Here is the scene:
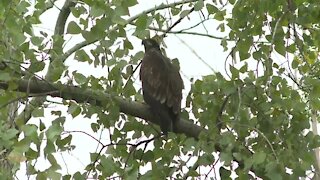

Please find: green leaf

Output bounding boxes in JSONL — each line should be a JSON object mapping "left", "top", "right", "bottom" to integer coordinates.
{"left": 125, "top": 165, "right": 138, "bottom": 180}
{"left": 214, "top": 10, "right": 225, "bottom": 21}
{"left": 180, "top": 10, "right": 190, "bottom": 18}
{"left": 67, "top": 21, "right": 81, "bottom": 34}
{"left": 291, "top": 57, "right": 300, "bottom": 69}
{"left": 286, "top": 43, "right": 296, "bottom": 53}
{"left": 143, "top": 150, "right": 154, "bottom": 162}
{"left": 36, "top": 172, "right": 47, "bottom": 180}
{"left": 0, "top": 72, "right": 11, "bottom": 81}
{"left": 25, "top": 148, "right": 39, "bottom": 160}
{"left": 123, "top": 0, "right": 138, "bottom": 7}
{"left": 56, "top": 135, "right": 72, "bottom": 148}
{"left": 63, "top": 175, "right": 71, "bottom": 180}
{"left": 124, "top": 39, "right": 133, "bottom": 50}
{"left": 135, "top": 14, "right": 149, "bottom": 29}
{"left": 73, "top": 72, "right": 87, "bottom": 85}
{"left": 182, "top": 138, "right": 195, "bottom": 152}
{"left": 217, "top": 23, "right": 225, "bottom": 32}
{"left": 123, "top": 79, "right": 136, "bottom": 96}
{"left": 252, "top": 151, "right": 266, "bottom": 165}
{"left": 13, "top": 32, "right": 27, "bottom": 45}
{"left": 244, "top": 158, "right": 253, "bottom": 171}
{"left": 133, "top": 29, "right": 150, "bottom": 39}
{"left": 311, "top": 135, "right": 320, "bottom": 149}
{"left": 46, "top": 123, "right": 63, "bottom": 141}
{"left": 16, "top": 1, "right": 30, "bottom": 14}
{"left": 8, "top": 150, "right": 27, "bottom": 163}
{"left": 32, "top": 108, "right": 44, "bottom": 117}
{"left": 252, "top": 51, "right": 262, "bottom": 60}
{"left": 274, "top": 40, "right": 286, "bottom": 56}
{"left": 73, "top": 172, "right": 86, "bottom": 180}
{"left": 91, "top": 123, "right": 100, "bottom": 132}
{"left": 232, "top": 152, "right": 242, "bottom": 161}
{"left": 29, "top": 61, "right": 45, "bottom": 73}
{"left": 114, "top": 6, "right": 129, "bottom": 16}
{"left": 39, "top": 120, "right": 46, "bottom": 131}
{"left": 229, "top": 65, "right": 239, "bottom": 79}
{"left": 71, "top": 6, "right": 84, "bottom": 18}
{"left": 14, "top": 138, "right": 30, "bottom": 154}
{"left": 48, "top": 153, "right": 61, "bottom": 170}
{"left": 3, "top": 129, "right": 19, "bottom": 141}
{"left": 171, "top": 7, "right": 180, "bottom": 16}
{"left": 239, "top": 52, "right": 250, "bottom": 60}
{"left": 198, "top": 154, "right": 215, "bottom": 166}
{"left": 220, "top": 38, "right": 228, "bottom": 51}
{"left": 239, "top": 62, "right": 248, "bottom": 73}
{"left": 75, "top": 49, "right": 91, "bottom": 63}
{"left": 310, "top": 81, "right": 320, "bottom": 99}
{"left": 194, "top": 0, "right": 204, "bottom": 11}
{"left": 30, "top": 36, "right": 43, "bottom": 46}
{"left": 44, "top": 140, "right": 56, "bottom": 157}
{"left": 21, "top": 124, "right": 38, "bottom": 137}
{"left": 219, "top": 167, "right": 231, "bottom": 179}
{"left": 100, "top": 156, "right": 116, "bottom": 176}
{"left": 206, "top": 4, "right": 218, "bottom": 14}
{"left": 90, "top": 6, "right": 104, "bottom": 17}
{"left": 220, "top": 152, "right": 233, "bottom": 166}
{"left": 67, "top": 102, "right": 81, "bottom": 118}
{"left": 47, "top": 170, "right": 61, "bottom": 180}
{"left": 112, "top": 15, "right": 127, "bottom": 26}
{"left": 48, "top": 60, "right": 66, "bottom": 82}
{"left": 266, "top": 162, "right": 282, "bottom": 180}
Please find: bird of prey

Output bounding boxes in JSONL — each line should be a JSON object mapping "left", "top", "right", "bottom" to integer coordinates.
{"left": 140, "top": 39, "right": 184, "bottom": 134}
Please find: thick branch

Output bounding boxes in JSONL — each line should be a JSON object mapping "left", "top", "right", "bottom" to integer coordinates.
{"left": 0, "top": 79, "right": 203, "bottom": 138}
{"left": 54, "top": 0, "right": 76, "bottom": 36}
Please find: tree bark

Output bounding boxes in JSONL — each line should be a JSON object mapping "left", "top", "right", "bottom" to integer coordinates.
{"left": 0, "top": 79, "right": 204, "bottom": 138}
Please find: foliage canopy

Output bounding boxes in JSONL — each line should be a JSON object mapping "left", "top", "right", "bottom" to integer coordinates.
{"left": 0, "top": 0, "right": 320, "bottom": 179}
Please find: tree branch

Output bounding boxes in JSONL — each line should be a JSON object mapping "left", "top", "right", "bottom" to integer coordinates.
{"left": 54, "top": 0, "right": 76, "bottom": 36}
{"left": 0, "top": 79, "right": 203, "bottom": 138}
{"left": 148, "top": 26, "right": 228, "bottom": 40}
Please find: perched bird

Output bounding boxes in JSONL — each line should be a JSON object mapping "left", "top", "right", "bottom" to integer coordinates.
{"left": 140, "top": 39, "right": 184, "bottom": 134}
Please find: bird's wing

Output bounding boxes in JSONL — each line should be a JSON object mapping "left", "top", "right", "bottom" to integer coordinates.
{"left": 140, "top": 49, "right": 183, "bottom": 114}
{"left": 166, "top": 68, "right": 184, "bottom": 114}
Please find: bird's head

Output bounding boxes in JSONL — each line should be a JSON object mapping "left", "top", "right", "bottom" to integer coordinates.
{"left": 142, "top": 39, "right": 160, "bottom": 51}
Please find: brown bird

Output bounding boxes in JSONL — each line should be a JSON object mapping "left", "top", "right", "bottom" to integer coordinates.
{"left": 140, "top": 39, "right": 184, "bottom": 134}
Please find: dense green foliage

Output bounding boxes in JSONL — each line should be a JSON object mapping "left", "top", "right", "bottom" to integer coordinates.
{"left": 0, "top": 0, "right": 319, "bottom": 179}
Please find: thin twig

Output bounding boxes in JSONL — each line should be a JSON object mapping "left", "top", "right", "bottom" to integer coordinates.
{"left": 149, "top": 27, "right": 227, "bottom": 40}
{"left": 63, "top": 130, "right": 105, "bottom": 146}
{"left": 176, "top": 36, "right": 215, "bottom": 73}
{"left": 162, "top": 7, "right": 195, "bottom": 37}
